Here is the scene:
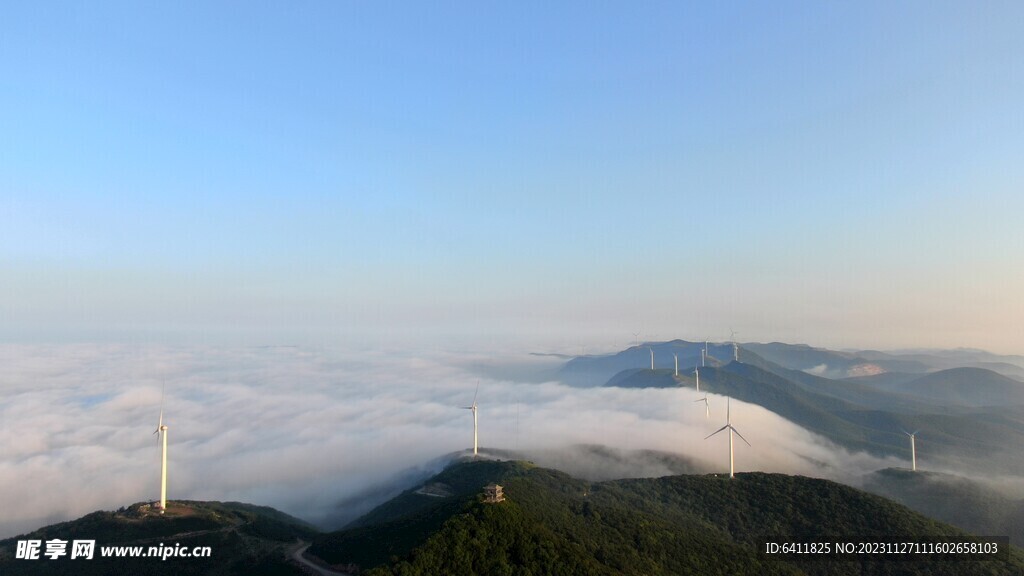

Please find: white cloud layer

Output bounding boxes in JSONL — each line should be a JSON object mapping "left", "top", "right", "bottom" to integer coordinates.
{"left": 0, "top": 342, "right": 906, "bottom": 538}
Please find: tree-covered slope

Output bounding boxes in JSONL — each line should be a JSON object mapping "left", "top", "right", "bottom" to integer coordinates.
{"left": 0, "top": 500, "right": 318, "bottom": 576}
{"left": 605, "top": 367, "right": 681, "bottom": 388}
{"left": 864, "top": 468, "right": 1024, "bottom": 547}
{"left": 313, "top": 459, "right": 1024, "bottom": 576}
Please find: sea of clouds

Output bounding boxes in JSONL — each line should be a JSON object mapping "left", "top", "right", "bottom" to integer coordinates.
{"left": 0, "top": 342, "right": 907, "bottom": 538}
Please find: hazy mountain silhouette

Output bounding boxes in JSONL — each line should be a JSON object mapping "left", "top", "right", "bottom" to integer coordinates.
{"left": 883, "top": 367, "right": 1024, "bottom": 407}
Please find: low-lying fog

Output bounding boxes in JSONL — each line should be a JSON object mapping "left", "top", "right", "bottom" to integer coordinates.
{"left": 0, "top": 342, "right": 917, "bottom": 538}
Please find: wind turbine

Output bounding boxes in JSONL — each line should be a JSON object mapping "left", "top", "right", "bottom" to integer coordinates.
{"left": 673, "top": 353, "right": 679, "bottom": 377}
{"left": 702, "top": 339, "right": 709, "bottom": 367}
{"left": 153, "top": 382, "right": 169, "bottom": 512}
{"left": 694, "top": 395, "right": 710, "bottom": 419}
{"left": 632, "top": 332, "right": 640, "bottom": 347}
{"left": 693, "top": 367, "right": 700, "bottom": 392}
{"left": 462, "top": 383, "right": 479, "bottom": 457}
{"left": 705, "top": 398, "right": 750, "bottom": 479}
{"left": 649, "top": 347, "right": 654, "bottom": 370}
{"left": 730, "top": 329, "right": 740, "bottom": 362}
{"left": 903, "top": 429, "right": 919, "bottom": 472}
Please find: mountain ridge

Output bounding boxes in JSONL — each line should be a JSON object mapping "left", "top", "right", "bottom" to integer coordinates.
{"left": 311, "top": 459, "right": 1024, "bottom": 576}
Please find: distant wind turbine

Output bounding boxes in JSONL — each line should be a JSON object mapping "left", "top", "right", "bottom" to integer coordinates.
{"left": 462, "top": 383, "right": 480, "bottom": 457}
{"left": 903, "top": 429, "right": 919, "bottom": 472}
{"left": 730, "top": 329, "right": 740, "bottom": 362}
{"left": 153, "top": 382, "right": 169, "bottom": 512}
{"left": 649, "top": 347, "right": 654, "bottom": 370}
{"left": 705, "top": 398, "right": 750, "bottom": 479}
{"left": 703, "top": 339, "right": 708, "bottom": 367}
{"left": 694, "top": 395, "right": 710, "bottom": 419}
{"left": 693, "top": 367, "right": 700, "bottom": 392}
{"left": 632, "top": 332, "right": 640, "bottom": 347}
{"left": 673, "top": 353, "right": 678, "bottom": 377}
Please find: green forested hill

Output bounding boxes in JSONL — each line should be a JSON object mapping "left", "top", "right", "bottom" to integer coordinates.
{"left": 864, "top": 468, "right": 1024, "bottom": 547}
{"left": 0, "top": 501, "right": 318, "bottom": 576}
{"left": 313, "top": 460, "right": 1024, "bottom": 576}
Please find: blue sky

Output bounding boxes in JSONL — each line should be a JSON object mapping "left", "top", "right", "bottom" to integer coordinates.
{"left": 2, "top": 2, "right": 1022, "bottom": 352}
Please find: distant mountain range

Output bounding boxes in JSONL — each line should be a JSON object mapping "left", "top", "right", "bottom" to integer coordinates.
{"left": 560, "top": 340, "right": 1024, "bottom": 387}
{"left": 309, "top": 458, "right": 1024, "bottom": 575}
{"left": 746, "top": 343, "right": 1024, "bottom": 380}
{"left": 560, "top": 340, "right": 1024, "bottom": 476}
{"left": 862, "top": 367, "right": 1024, "bottom": 407}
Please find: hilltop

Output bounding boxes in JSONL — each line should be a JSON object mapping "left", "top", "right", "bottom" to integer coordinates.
{"left": 310, "top": 459, "right": 1024, "bottom": 575}
{"left": 0, "top": 500, "right": 318, "bottom": 576}
{"left": 881, "top": 368, "right": 1024, "bottom": 407}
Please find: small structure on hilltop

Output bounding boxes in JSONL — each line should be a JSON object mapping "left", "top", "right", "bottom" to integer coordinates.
{"left": 483, "top": 483, "right": 505, "bottom": 503}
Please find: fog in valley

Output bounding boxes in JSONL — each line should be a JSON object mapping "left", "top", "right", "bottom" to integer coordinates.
{"left": 0, "top": 341, "right": 929, "bottom": 538}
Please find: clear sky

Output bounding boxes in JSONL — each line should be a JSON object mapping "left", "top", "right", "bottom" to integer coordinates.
{"left": 2, "top": 2, "right": 1022, "bottom": 353}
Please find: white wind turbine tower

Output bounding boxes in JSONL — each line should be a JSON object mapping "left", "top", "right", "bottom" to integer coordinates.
{"left": 649, "top": 347, "right": 655, "bottom": 370}
{"left": 694, "top": 395, "right": 710, "bottom": 419}
{"left": 673, "top": 353, "right": 679, "bottom": 377}
{"left": 693, "top": 367, "right": 701, "bottom": 392}
{"left": 730, "top": 329, "right": 740, "bottom": 362}
{"left": 462, "top": 383, "right": 480, "bottom": 457}
{"left": 153, "top": 382, "right": 169, "bottom": 512}
{"left": 903, "top": 429, "right": 919, "bottom": 472}
{"left": 702, "top": 339, "right": 709, "bottom": 367}
{"left": 632, "top": 332, "right": 641, "bottom": 347}
{"left": 705, "top": 398, "right": 750, "bottom": 479}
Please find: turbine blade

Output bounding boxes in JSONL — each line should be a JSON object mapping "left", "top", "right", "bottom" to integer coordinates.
{"left": 156, "top": 380, "right": 166, "bottom": 433}
{"left": 911, "top": 429, "right": 919, "bottom": 436}
{"left": 731, "top": 426, "right": 752, "bottom": 446}
{"left": 473, "top": 381, "right": 479, "bottom": 406}
{"left": 705, "top": 425, "right": 729, "bottom": 439}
